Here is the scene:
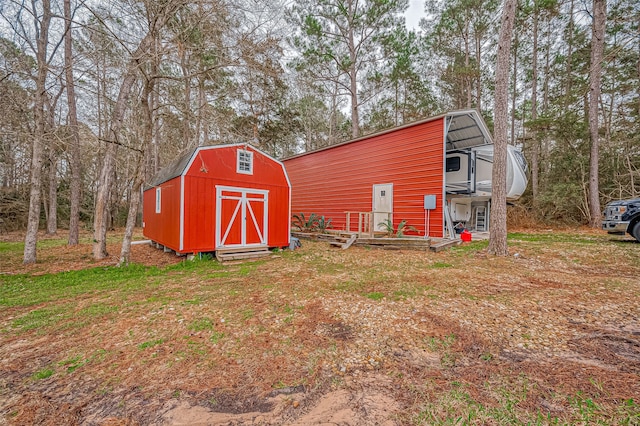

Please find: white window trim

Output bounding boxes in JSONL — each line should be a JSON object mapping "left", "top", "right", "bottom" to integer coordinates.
{"left": 155, "top": 187, "right": 161, "bottom": 213}
{"left": 237, "top": 149, "right": 254, "bottom": 175}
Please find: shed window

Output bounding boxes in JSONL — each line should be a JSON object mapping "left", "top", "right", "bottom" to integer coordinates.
{"left": 446, "top": 156, "right": 461, "bottom": 172}
{"left": 237, "top": 149, "right": 253, "bottom": 175}
{"left": 155, "top": 187, "right": 161, "bottom": 213}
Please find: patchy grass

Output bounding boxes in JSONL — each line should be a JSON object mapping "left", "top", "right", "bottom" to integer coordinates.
{"left": 450, "top": 240, "right": 488, "bottom": 255}
{"left": 59, "top": 355, "right": 88, "bottom": 373}
{"left": 507, "top": 231, "right": 604, "bottom": 244}
{"left": 10, "top": 305, "right": 68, "bottom": 332}
{"left": 0, "top": 264, "right": 165, "bottom": 307}
{"left": 138, "top": 339, "right": 165, "bottom": 351}
{"left": 31, "top": 368, "right": 54, "bottom": 380}
{"left": 429, "top": 261, "right": 453, "bottom": 269}
{"left": 0, "top": 228, "right": 639, "bottom": 425}
{"left": 364, "top": 292, "right": 385, "bottom": 301}
{"left": 410, "top": 379, "right": 640, "bottom": 425}
{"left": 188, "top": 318, "right": 215, "bottom": 332}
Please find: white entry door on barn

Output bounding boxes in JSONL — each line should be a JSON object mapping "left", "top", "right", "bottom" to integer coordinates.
{"left": 216, "top": 186, "right": 269, "bottom": 249}
{"left": 372, "top": 183, "right": 393, "bottom": 231}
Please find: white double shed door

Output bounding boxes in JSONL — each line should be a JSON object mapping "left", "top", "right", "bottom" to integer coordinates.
{"left": 215, "top": 185, "right": 268, "bottom": 249}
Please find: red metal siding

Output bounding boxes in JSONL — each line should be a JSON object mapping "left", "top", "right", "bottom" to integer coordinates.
{"left": 284, "top": 118, "right": 445, "bottom": 238}
{"left": 142, "top": 176, "right": 182, "bottom": 249}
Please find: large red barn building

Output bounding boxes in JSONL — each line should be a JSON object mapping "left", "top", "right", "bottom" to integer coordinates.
{"left": 143, "top": 144, "right": 291, "bottom": 254}
{"left": 283, "top": 110, "right": 499, "bottom": 239}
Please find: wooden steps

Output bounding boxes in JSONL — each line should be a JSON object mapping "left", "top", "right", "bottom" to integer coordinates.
{"left": 215, "top": 247, "right": 272, "bottom": 262}
{"left": 429, "top": 239, "right": 461, "bottom": 252}
{"left": 329, "top": 233, "right": 358, "bottom": 249}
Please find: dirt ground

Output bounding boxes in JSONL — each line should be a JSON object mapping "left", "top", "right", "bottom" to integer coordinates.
{"left": 0, "top": 228, "right": 639, "bottom": 425}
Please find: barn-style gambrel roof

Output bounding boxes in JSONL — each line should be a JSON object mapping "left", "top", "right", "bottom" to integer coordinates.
{"left": 147, "top": 148, "right": 197, "bottom": 188}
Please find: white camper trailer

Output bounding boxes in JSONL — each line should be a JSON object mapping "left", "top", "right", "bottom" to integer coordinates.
{"left": 443, "top": 112, "right": 529, "bottom": 235}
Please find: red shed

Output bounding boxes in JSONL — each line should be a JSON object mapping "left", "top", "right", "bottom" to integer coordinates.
{"left": 283, "top": 110, "right": 499, "bottom": 239}
{"left": 143, "top": 144, "right": 290, "bottom": 254}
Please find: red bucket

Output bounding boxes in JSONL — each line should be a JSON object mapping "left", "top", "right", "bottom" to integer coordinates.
{"left": 460, "top": 229, "right": 472, "bottom": 242}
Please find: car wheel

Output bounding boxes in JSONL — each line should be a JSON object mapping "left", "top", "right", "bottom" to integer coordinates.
{"left": 632, "top": 222, "right": 640, "bottom": 243}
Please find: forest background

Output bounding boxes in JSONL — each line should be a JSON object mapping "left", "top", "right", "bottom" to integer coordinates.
{"left": 0, "top": 0, "right": 638, "bottom": 262}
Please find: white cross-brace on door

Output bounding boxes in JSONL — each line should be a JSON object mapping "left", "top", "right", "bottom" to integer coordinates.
{"left": 215, "top": 185, "right": 269, "bottom": 248}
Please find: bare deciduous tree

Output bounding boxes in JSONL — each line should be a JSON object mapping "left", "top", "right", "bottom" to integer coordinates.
{"left": 65, "top": 0, "right": 82, "bottom": 246}
{"left": 530, "top": 4, "right": 539, "bottom": 203}
{"left": 93, "top": 1, "right": 183, "bottom": 260}
{"left": 588, "top": 0, "right": 606, "bottom": 227}
{"left": 23, "top": 0, "right": 52, "bottom": 264}
{"left": 119, "top": 43, "right": 158, "bottom": 266}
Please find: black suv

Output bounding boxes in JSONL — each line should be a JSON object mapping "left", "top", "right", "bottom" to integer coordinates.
{"left": 602, "top": 198, "right": 640, "bottom": 242}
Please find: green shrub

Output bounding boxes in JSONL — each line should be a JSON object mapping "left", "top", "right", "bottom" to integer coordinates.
{"left": 378, "top": 219, "right": 417, "bottom": 237}
{"left": 292, "top": 213, "right": 319, "bottom": 232}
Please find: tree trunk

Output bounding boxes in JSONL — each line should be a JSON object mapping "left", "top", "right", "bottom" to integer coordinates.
{"left": 564, "top": 0, "right": 575, "bottom": 107}
{"left": 120, "top": 43, "right": 158, "bottom": 266}
{"left": 65, "top": 0, "right": 82, "bottom": 245}
{"left": 196, "top": 75, "right": 205, "bottom": 145}
{"left": 541, "top": 18, "right": 551, "bottom": 185}
{"left": 347, "top": 0, "right": 360, "bottom": 138}
{"left": 627, "top": 155, "right": 636, "bottom": 197}
{"left": 119, "top": 86, "right": 152, "bottom": 266}
{"left": 530, "top": 8, "right": 540, "bottom": 203}
{"left": 118, "top": 177, "right": 143, "bottom": 265}
{"left": 23, "top": 0, "right": 52, "bottom": 264}
{"left": 464, "top": 21, "right": 471, "bottom": 109}
{"left": 637, "top": 16, "right": 640, "bottom": 118}
{"left": 44, "top": 87, "right": 63, "bottom": 236}
{"left": 488, "top": 0, "right": 517, "bottom": 257}
{"left": 394, "top": 81, "right": 399, "bottom": 126}
{"left": 93, "top": 124, "right": 123, "bottom": 258}
{"left": 349, "top": 65, "right": 360, "bottom": 138}
{"left": 149, "top": 36, "right": 161, "bottom": 181}
{"left": 329, "top": 81, "right": 340, "bottom": 145}
{"left": 151, "top": 85, "right": 160, "bottom": 178}
{"left": 511, "top": 30, "right": 518, "bottom": 144}
{"left": 588, "top": 0, "right": 606, "bottom": 228}
{"left": 180, "top": 46, "right": 192, "bottom": 148}
{"left": 42, "top": 187, "right": 49, "bottom": 227}
{"left": 475, "top": 30, "right": 482, "bottom": 112}
{"left": 46, "top": 150, "right": 57, "bottom": 235}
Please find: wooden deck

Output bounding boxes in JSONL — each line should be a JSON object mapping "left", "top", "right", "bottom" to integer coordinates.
{"left": 292, "top": 231, "right": 433, "bottom": 251}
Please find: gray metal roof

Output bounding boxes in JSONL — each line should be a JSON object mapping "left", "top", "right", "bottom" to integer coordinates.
{"left": 147, "top": 148, "right": 197, "bottom": 188}
{"left": 445, "top": 110, "right": 493, "bottom": 150}
{"left": 283, "top": 109, "right": 493, "bottom": 161}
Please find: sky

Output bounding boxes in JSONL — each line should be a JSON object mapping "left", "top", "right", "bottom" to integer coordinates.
{"left": 405, "top": 0, "right": 425, "bottom": 31}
